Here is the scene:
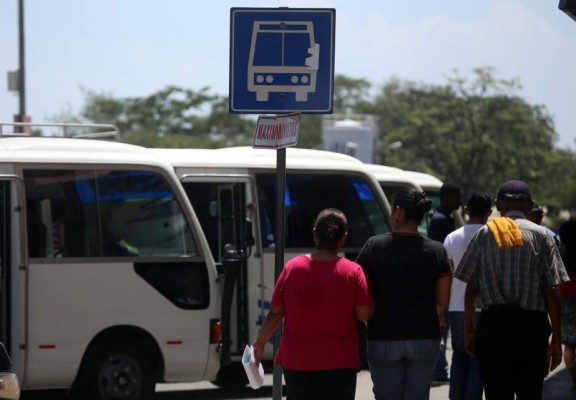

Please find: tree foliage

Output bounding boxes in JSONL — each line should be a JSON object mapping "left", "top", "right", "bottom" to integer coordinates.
{"left": 79, "top": 86, "right": 254, "bottom": 147}
{"left": 296, "top": 75, "right": 373, "bottom": 149}
{"left": 53, "top": 68, "right": 576, "bottom": 211}
{"left": 333, "top": 75, "right": 373, "bottom": 114}
{"left": 369, "top": 67, "right": 570, "bottom": 208}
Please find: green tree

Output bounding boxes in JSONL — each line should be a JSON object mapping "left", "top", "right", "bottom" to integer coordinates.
{"left": 50, "top": 71, "right": 576, "bottom": 212}
{"left": 371, "top": 67, "right": 568, "bottom": 206}
{"left": 297, "top": 114, "right": 322, "bottom": 149}
{"left": 297, "top": 74, "right": 374, "bottom": 149}
{"left": 333, "top": 75, "right": 373, "bottom": 114}
{"left": 79, "top": 86, "right": 255, "bottom": 147}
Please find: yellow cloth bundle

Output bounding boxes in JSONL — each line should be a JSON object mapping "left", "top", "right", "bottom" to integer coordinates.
{"left": 487, "top": 217, "right": 524, "bottom": 249}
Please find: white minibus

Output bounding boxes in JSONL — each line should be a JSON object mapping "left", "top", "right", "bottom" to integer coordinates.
{"left": 0, "top": 124, "right": 225, "bottom": 400}
{"left": 367, "top": 164, "right": 464, "bottom": 234}
{"left": 403, "top": 169, "right": 465, "bottom": 228}
{"left": 152, "top": 146, "right": 392, "bottom": 386}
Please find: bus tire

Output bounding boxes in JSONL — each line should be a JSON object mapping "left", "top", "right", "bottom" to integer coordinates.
{"left": 73, "top": 339, "right": 155, "bottom": 400}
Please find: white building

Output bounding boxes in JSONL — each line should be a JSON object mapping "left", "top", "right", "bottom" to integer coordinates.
{"left": 322, "top": 114, "right": 377, "bottom": 163}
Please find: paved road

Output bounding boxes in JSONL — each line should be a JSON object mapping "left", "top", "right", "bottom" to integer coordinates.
{"left": 151, "top": 366, "right": 576, "bottom": 400}
{"left": 19, "top": 342, "right": 576, "bottom": 400}
{"left": 19, "top": 367, "right": 575, "bottom": 400}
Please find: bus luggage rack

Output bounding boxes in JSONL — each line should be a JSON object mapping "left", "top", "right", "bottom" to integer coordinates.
{"left": 0, "top": 122, "right": 120, "bottom": 140}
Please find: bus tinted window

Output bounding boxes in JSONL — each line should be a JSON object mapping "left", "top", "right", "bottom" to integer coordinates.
{"left": 25, "top": 169, "right": 197, "bottom": 258}
{"left": 379, "top": 182, "right": 430, "bottom": 235}
{"left": 256, "top": 173, "right": 389, "bottom": 249}
{"left": 135, "top": 262, "right": 209, "bottom": 309}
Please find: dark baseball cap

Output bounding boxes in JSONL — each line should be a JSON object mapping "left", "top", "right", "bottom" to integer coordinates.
{"left": 497, "top": 180, "right": 532, "bottom": 201}
{"left": 531, "top": 203, "right": 544, "bottom": 213}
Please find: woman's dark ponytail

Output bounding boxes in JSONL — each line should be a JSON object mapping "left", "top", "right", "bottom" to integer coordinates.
{"left": 393, "top": 189, "right": 433, "bottom": 223}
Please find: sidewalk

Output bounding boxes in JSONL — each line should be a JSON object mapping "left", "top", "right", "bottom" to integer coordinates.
{"left": 543, "top": 366, "right": 576, "bottom": 400}
{"left": 353, "top": 365, "right": 576, "bottom": 399}
{"left": 352, "top": 344, "right": 576, "bottom": 400}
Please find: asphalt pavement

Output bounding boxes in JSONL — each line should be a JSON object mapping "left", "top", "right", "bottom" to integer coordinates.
{"left": 151, "top": 361, "right": 576, "bottom": 400}
{"left": 19, "top": 350, "right": 576, "bottom": 399}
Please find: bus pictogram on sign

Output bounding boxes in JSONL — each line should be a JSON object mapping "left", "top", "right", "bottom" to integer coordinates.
{"left": 248, "top": 21, "right": 319, "bottom": 102}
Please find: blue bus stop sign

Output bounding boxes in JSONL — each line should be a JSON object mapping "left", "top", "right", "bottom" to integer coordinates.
{"left": 229, "top": 8, "right": 336, "bottom": 114}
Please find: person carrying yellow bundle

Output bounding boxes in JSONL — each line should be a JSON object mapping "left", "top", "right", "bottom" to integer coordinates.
{"left": 487, "top": 216, "right": 523, "bottom": 249}
{"left": 455, "top": 180, "right": 569, "bottom": 400}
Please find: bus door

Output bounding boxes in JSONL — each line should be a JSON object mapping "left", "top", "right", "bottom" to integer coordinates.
{"left": 180, "top": 175, "right": 259, "bottom": 361}
{"left": 0, "top": 181, "right": 10, "bottom": 347}
{"left": 0, "top": 177, "right": 26, "bottom": 380}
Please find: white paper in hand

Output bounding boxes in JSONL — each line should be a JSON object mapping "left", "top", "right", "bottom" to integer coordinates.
{"left": 242, "top": 345, "right": 264, "bottom": 389}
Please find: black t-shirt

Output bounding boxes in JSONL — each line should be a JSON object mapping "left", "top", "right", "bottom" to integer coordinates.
{"left": 356, "top": 232, "right": 451, "bottom": 341}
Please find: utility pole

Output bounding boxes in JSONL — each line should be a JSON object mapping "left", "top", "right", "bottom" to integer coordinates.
{"left": 17, "top": 0, "right": 26, "bottom": 124}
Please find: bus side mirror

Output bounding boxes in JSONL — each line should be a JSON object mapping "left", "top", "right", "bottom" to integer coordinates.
{"left": 0, "top": 343, "right": 20, "bottom": 400}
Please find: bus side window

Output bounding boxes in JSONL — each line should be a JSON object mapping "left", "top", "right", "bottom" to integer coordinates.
{"left": 25, "top": 170, "right": 95, "bottom": 258}
{"left": 25, "top": 169, "right": 198, "bottom": 258}
{"left": 255, "top": 176, "right": 276, "bottom": 248}
{"left": 95, "top": 170, "right": 197, "bottom": 258}
{"left": 183, "top": 182, "right": 220, "bottom": 261}
{"left": 26, "top": 199, "right": 47, "bottom": 258}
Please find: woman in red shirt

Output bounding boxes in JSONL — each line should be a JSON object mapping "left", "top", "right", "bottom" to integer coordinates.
{"left": 252, "top": 208, "right": 374, "bottom": 400}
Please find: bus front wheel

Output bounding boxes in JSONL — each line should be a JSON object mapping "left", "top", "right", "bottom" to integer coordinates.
{"left": 72, "top": 339, "right": 155, "bottom": 400}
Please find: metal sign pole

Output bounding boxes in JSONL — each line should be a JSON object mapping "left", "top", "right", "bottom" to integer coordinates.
{"left": 272, "top": 146, "right": 286, "bottom": 400}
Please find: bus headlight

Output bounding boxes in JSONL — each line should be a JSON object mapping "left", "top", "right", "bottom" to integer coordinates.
{"left": 0, "top": 371, "right": 20, "bottom": 400}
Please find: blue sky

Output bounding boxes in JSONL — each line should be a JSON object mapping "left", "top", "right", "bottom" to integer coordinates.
{"left": 1, "top": 0, "right": 575, "bottom": 149}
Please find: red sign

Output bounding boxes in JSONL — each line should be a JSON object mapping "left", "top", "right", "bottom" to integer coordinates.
{"left": 252, "top": 113, "right": 301, "bottom": 149}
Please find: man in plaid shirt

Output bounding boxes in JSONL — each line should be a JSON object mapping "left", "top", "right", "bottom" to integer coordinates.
{"left": 455, "top": 180, "right": 569, "bottom": 399}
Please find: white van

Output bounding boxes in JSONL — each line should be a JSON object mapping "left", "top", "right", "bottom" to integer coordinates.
{"left": 0, "top": 124, "right": 224, "bottom": 400}
{"left": 152, "top": 146, "right": 392, "bottom": 384}
{"left": 403, "top": 169, "right": 465, "bottom": 229}
{"left": 366, "top": 164, "right": 464, "bottom": 234}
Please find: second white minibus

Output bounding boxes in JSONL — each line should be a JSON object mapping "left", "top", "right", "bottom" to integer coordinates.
{"left": 367, "top": 164, "right": 465, "bottom": 234}
{"left": 153, "top": 146, "right": 392, "bottom": 386}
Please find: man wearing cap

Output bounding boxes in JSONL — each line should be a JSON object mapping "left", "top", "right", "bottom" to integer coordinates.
{"left": 454, "top": 180, "right": 569, "bottom": 399}
{"left": 528, "top": 203, "right": 561, "bottom": 248}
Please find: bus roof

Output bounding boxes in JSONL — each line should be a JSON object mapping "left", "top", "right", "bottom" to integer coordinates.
{"left": 152, "top": 147, "right": 369, "bottom": 172}
{"left": 0, "top": 137, "right": 168, "bottom": 168}
{"left": 401, "top": 170, "right": 443, "bottom": 192}
{"left": 365, "top": 164, "right": 423, "bottom": 189}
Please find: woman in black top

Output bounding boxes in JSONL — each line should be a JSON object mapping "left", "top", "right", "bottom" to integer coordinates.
{"left": 356, "top": 189, "right": 452, "bottom": 400}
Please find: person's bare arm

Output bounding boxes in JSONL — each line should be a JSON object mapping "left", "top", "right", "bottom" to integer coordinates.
{"left": 436, "top": 275, "right": 451, "bottom": 329}
{"left": 355, "top": 305, "right": 375, "bottom": 322}
{"left": 252, "top": 305, "right": 284, "bottom": 365}
{"left": 464, "top": 284, "right": 479, "bottom": 356}
{"left": 436, "top": 275, "right": 452, "bottom": 310}
{"left": 544, "top": 285, "right": 562, "bottom": 373}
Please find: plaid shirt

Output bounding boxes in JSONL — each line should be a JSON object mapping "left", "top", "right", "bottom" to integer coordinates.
{"left": 455, "top": 211, "right": 569, "bottom": 311}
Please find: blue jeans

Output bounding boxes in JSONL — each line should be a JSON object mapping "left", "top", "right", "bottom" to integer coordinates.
{"left": 449, "top": 311, "right": 483, "bottom": 400}
{"left": 367, "top": 339, "right": 440, "bottom": 400}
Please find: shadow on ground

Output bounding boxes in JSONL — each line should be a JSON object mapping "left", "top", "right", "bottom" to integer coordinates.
{"left": 19, "top": 385, "right": 286, "bottom": 400}
{"left": 544, "top": 368, "right": 576, "bottom": 400}
{"left": 19, "top": 369, "right": 576, "bottom": 400}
